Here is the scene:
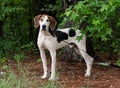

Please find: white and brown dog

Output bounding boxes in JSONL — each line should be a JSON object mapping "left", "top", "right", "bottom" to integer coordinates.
{"left": 34, "top": 14, "right": 94, "bottom": 80}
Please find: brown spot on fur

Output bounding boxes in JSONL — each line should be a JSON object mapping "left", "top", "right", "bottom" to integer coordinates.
{"left": 48, "top": 16, "right": 57, "bottom": 31}
{"left": 34, "top": 14, "right": 42, "bottom": 29}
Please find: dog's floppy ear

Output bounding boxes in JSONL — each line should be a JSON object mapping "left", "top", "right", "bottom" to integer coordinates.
{"left": 34, "top": 14, "right": 42, "bottom": 29}
{"left": 49, "top": 16, "right": 57, "bottom": 31}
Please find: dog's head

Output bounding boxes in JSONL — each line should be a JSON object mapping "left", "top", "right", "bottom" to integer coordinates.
{"left": 34, "top": 14, "right": 57, "bottom": 32}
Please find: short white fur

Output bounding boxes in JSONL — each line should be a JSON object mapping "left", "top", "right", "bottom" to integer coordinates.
{"left": 34, "top": 14, "right": 94, "bottom": 80}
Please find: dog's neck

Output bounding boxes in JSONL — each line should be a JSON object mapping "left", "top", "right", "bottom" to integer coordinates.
{"left": 39, "top": 28, "right": 53, "bottom": 36}
{"left": 48, "top": 28, "right": 56, "bottom": 37}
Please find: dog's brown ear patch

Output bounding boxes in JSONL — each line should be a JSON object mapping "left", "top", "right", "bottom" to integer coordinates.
{"left": 34, "top": 14, "right": 42, "bottom": 29}
{"left": 49, "top": 16, "right": 57, "bottom": 31}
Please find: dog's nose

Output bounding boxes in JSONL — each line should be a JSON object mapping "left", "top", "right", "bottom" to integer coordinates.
{"left": 42, "top": 25, "right": 46, "bottom": 30}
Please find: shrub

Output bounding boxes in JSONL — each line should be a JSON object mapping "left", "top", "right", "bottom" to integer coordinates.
{"left": 60, "top": 0, "right": 120, "bottom": 53}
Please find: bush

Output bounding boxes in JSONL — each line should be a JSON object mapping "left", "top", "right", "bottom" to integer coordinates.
{"left": 0, "top": 0, "right": 35, "bottom": 60}
{"left": 60, "top": 0, "right": 120, "bottom": 53}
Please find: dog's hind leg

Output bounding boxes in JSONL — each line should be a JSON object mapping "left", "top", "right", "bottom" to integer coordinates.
{"left": 80, "top": 50, "right": 94, "bottom": 77}
{"left": 75, "top": 35, "right": 94, "bottom": 77}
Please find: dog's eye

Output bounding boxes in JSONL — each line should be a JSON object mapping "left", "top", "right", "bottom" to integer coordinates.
{"left": 46, "top": 19, "right": 49, "bottom": 22}
{"left": 40, "top": 19, "right": 43, "bottom": 21}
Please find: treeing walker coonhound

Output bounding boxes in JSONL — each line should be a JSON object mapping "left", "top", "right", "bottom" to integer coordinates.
{"left": 34, "top": 14, "right": 94, "bottom": 80}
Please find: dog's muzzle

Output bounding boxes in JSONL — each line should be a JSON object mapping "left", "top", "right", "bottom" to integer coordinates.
{"left": 42, "top": 25, "right": 46, "bottom": 30}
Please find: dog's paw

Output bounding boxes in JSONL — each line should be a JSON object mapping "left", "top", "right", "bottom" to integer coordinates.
{"left": 49, "top": 77, "right": 55, "bottom": 81}
{"left": 85, "top": 73, "right": 90, "bottom": 77}
{"left": 41, "top": 75, "right": 47, "bottom": 79}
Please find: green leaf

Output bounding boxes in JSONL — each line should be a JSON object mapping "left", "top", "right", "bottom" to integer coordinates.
{"left": 106, "top": 28, "right": 112, "bottom": 35}
{"left": 76, "top": 35, "right": 83, "bottom": 42}
{"left": 100, "top": 4, "right": 109, "bottom": 12}
{"left": 92, "top": 20, "right": 100, "bottom": 26}
{"left": 70, "top": 13, "right": 79, "bottom": 21}
{"left": 116, "top": 59, "right": 120, "bottom": 66}
{"left": 13, "top": 53, "right": 25, "bottom": 62}
{"left": 65, "top": 10, "right": 72, "bottom": 17}
{"left": 37, "top": 58, "right": 42, "bottom": 63}
{"left": 109, "top": 1, "right": 113, "bottom": 6}
{"left": 101, "top": 35, "right": 108, "bottom": 41}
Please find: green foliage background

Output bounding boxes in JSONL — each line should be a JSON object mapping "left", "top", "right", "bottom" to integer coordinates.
{"left": 60, "top": 0, "right": 120, "bottom": 53}
{"left": 0, "top": 0, "right": 120, "bottom": 61}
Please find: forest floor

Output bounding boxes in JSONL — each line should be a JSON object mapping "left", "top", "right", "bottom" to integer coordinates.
{"left": 1, "top": 51, "right": 120, "bottom": 88}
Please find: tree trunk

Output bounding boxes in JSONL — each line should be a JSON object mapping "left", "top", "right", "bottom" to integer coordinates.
{"left": 62, "top": 0, "right": 82, "bottom": 62}
{"left": 0, "top": 21, "right": 3, "bottom": 38}
{"left": 28, "top": 0, "right": 34, "bottom": 41}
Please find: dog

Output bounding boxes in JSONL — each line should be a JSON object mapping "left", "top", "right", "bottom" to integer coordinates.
{"left": 34, "top": 14, "right": 94, "bottom": 80}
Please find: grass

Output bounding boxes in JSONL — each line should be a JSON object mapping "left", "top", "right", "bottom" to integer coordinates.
{"left": 0, "top": 63, "right": 65, "bottom": 88}
{"left": 0, "top": 70, "right": 27, "bottom": 88}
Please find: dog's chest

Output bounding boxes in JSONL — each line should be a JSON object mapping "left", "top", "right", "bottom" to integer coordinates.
{"left": 38, "top": 35, "right": 56, "bottom": 49}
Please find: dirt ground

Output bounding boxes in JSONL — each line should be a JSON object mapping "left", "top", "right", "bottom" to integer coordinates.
{"left": 6, "top": 52, "right": 120, "bottom": 88}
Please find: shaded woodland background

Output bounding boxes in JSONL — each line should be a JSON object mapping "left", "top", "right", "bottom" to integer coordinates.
{"left": 0, "top": 0, "right": 120, "bottom": 65}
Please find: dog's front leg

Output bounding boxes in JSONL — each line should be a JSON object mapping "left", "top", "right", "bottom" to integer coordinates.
{"left": 40, "top": 48, "right": 48, "bottom": 79}
{"left": 49, "top": 50, "right": 56, "bottom": 80}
